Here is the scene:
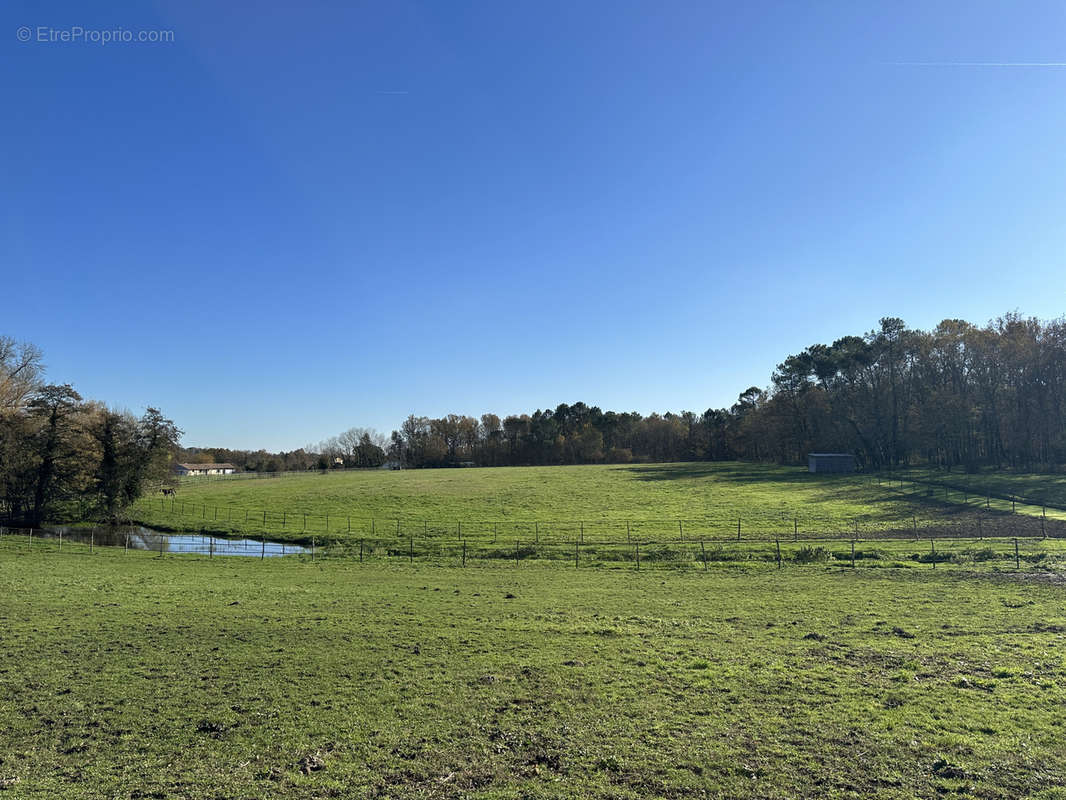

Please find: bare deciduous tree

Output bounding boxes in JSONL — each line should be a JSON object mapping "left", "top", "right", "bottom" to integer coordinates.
{"left": 0, "top": 336, "right": 43, "bottom": 412}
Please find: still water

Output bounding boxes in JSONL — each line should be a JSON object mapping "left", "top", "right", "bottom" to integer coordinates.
{"left": 37, "top": 525, "right": 308, "bottom": 557}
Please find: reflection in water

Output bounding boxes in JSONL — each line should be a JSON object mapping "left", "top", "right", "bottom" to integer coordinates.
{"left": 38, "top": 526, "right": 306, "bottom": 557}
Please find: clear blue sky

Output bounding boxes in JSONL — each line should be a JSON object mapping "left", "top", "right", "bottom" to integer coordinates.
{"left": 4, "top": 1, "right": 1066, "bottom": 450}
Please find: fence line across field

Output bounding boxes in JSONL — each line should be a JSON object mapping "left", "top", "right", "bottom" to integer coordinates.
{"left": 129, "top": 494, "right": 1063, "bottom": 543}
{"left": 0, "top": 526, "right": 310, "bottom": 559}
{"left": 873, "top": 472, "right": 1066, "bottom": 517}
{"left": 1, "top": 524, "right": 1061, "bottom": 574}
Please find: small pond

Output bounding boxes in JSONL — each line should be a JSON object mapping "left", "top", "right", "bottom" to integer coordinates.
{"left": 37, "top": 526, "right": 308, "bottom": 557}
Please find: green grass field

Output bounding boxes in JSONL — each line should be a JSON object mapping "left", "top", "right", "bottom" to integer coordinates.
{"left": 128, "top": 462, "right": 1061, "bottom": 545}
{"left": 3, "top": 544, "right": 1066, "bottom": 799}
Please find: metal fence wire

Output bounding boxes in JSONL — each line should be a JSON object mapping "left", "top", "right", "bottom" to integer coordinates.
{"left": 127, "top": 491, "right": 1066, "bottom": 544}
{"left": 1, "top": 524, "right": 1063, "bottom": 572}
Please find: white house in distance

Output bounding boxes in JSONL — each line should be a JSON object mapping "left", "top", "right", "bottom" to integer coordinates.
{"left": 175, "top": 462, "right": 238, "bottom": 476}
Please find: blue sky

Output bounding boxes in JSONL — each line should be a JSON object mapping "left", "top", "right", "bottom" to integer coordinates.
{"left": 4, "top": 1, "right": 1066, "bottom": 450}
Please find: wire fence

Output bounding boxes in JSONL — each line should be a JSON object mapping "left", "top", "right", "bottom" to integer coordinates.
{"left": 151, "top": 471, "right": 1066, "bottom": 543}
{"left": 3, "top": 523, "right": 1066, "bottom": 573}
{"left": 0, "top": 526, "right": 307, "bottom": 557}
{"left": 873, "top": 471, "right": 1066, "bottom": 516}
{"left": 129, "top": 491, "right": 1065, "bottom": 544}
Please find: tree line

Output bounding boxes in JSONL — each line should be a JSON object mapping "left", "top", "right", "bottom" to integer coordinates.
{"left": 0, "top": 337, "right": 181, "bottom": 526}
{"left": 163, "top": 311, "right": 1066, "bottom": 475}
{"left": 383, "top": 313, "right": 1066, "bottom": 471}
{"left": 178, "top": 428, "right": 389, "bottom": 473}
{"left": 752, "top": 314, "right": 1066, "bottom": 470}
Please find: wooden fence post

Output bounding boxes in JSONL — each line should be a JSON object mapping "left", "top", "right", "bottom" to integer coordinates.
{"left": 574, "top": 541, "right": 579, "bottom": 567}
{"left": 851, "top": 539, "right": 856, "bottom": 568}
{"left": 700, "top": 539, "right": 706, "bottom": 570}
{"left": 635, "top": 542, "right": 640, "bottom": 570}
{"left": 776, "top": 539, "right": 781, "bottom": 569}
{"left": 1014, "top": 537, "right": 1020, "bottom": 570}
{"left": 462, "top": 540, "right": 466, "bottom": 567}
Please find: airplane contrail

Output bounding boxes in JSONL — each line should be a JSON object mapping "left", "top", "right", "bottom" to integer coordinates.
{"left": 891, "top": 61, "right": 1066, "bottom": 67}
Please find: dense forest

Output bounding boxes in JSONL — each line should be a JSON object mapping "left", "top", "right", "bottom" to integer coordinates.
{"left": 750, "top": 313, "right": 1066, "bottom": 470}
{"left": 0, "top": 337, "right": 181, "bottom": 525}
{"left": 193, "top": 313, "right": 1066, "bottom": 474}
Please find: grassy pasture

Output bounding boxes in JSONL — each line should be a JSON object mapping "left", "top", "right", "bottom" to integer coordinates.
{"left": 3, "top": 544, "right": 1066, "bottom": 798}
{"left": 127, "top": 462, "right": 1055, "bottom": 545}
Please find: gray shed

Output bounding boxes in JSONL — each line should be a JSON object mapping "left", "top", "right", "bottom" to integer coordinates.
{"left": 807, "top": 453, "right": 856, "bottom": 473}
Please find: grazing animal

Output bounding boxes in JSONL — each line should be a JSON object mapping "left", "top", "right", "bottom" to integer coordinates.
{"left": 161, "top": 488, "right": 176, "bottom": 497}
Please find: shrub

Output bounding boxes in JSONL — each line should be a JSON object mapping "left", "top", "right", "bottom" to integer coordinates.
{"left": 794, "top": 546, "right": 832, "bottom": 564}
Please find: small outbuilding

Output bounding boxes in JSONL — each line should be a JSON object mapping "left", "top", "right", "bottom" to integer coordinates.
{"left": 807, "top": 453, "right": 856, "bottom": 474}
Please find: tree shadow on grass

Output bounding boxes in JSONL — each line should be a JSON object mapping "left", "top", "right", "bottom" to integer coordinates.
{"left": 623, "top": 462, "right": 819, "bottom": 485}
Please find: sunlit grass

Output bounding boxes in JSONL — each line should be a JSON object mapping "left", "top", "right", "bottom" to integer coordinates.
{"left": 3, "top": 545, "right": 1066, "bottom": 798}
{"left": 127, "top": 462, "right": 1052, "bottom": 544}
